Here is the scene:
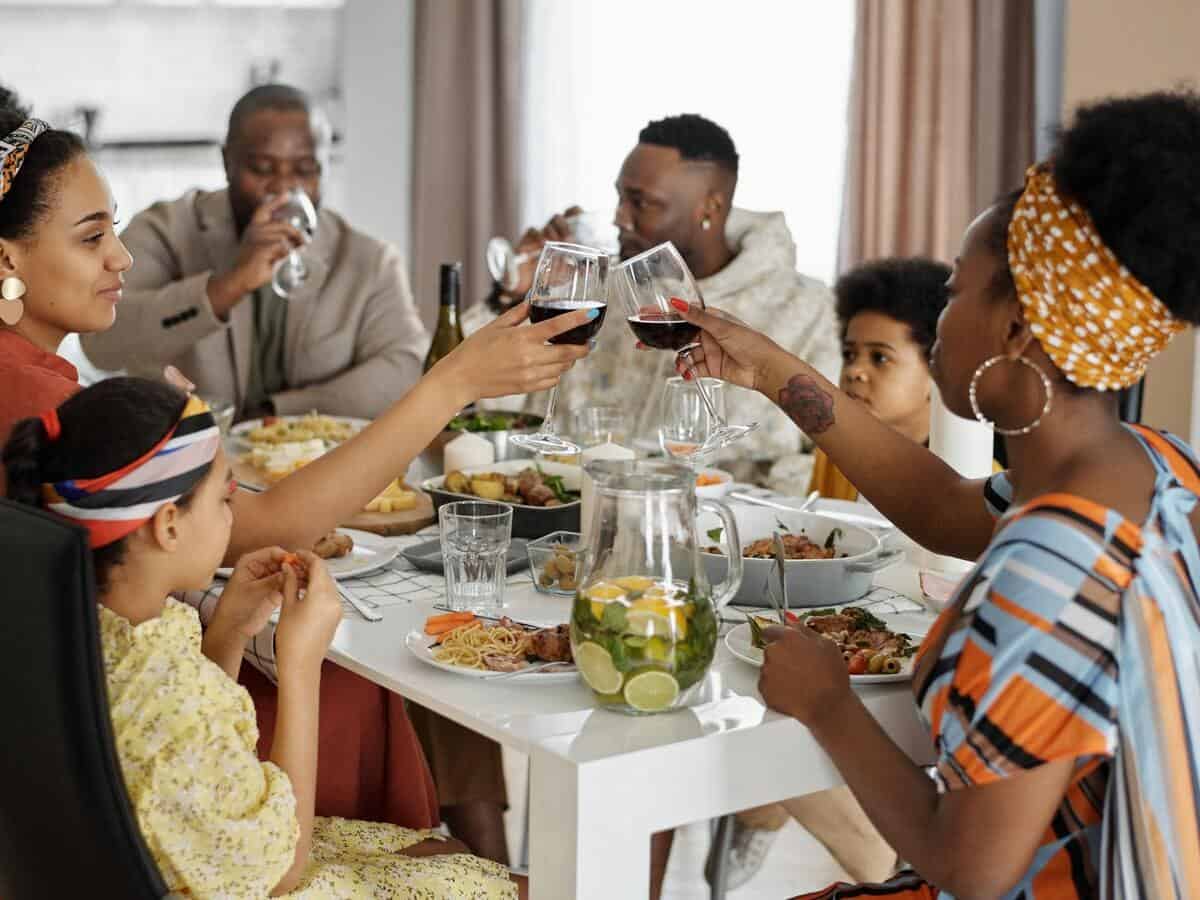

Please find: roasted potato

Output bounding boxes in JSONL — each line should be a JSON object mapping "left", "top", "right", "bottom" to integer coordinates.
{"left": 470, "top": 478, "right": 506, "bottom": 500}
{"left": 444, "top": 471, "right": 470, "bottom": 494}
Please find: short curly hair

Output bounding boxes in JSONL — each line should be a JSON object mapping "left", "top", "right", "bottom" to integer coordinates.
{"left": 639, "top": 114, "right": 739, "bottom": 176}
{"left": 985, "top": 89, "right": 1200, "bottom": 324}
{"left": 834, "top": 258, "right": 951, "bottom": 361}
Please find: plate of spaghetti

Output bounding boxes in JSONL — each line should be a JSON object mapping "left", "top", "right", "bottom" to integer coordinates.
{"left": 406, "top": 613, "right": 578, "bottom": 683}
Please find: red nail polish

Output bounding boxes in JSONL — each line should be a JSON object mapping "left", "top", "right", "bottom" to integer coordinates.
{"left": 669, "top": 297, "right": 689, "bottom": 312}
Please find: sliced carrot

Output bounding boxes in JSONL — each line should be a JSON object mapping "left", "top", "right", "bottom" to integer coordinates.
{"left": 424, "top": 619, "right": 475, "bottom": 638}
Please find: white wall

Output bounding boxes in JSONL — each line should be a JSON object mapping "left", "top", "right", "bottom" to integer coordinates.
{"left": 1, "top": 4, "right": 342, "bottom": 141}
{"left": 340, "top": 0, "right": 415, "bottom": 261}
{"left": 1062, "top": 0, "right": 1200, "bottom": 445}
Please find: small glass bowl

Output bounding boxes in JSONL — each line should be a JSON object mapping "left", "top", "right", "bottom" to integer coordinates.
{"left": 527, "top": 531, "right": 584, "bottom": 595}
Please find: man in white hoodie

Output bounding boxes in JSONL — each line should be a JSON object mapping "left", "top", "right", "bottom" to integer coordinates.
{"left": 465, "top": 114, "right": 840, "bottom": 493}
{"left": 469, "top": 116, "right": 889, "bottom": 896}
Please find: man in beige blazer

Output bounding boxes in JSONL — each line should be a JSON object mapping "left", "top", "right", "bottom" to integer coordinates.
{"left": 81, "top": 84, "right": 428, "bottom": 420}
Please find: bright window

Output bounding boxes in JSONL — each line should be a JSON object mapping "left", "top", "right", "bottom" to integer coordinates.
{"left": 519, "top": 0, "right": 855, "bottom": 282}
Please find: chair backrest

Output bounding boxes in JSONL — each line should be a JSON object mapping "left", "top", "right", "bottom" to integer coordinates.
{"left": 0, "top": 498, "right": 169, "bottom": 899}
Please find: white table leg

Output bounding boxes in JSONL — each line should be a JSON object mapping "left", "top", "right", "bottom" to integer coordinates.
{"left": 528, "top": 748, "right": 651, "bottom": 900}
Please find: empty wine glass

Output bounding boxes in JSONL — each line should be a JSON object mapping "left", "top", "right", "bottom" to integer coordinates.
{"left": 659, "top": 375, "right": 728, "bottom": 465}
{"left": 613, "top": 241, "right": 756, "bottom": 456}
{"left": 509, "top": 242, "right": 610, "bottom": 456}
{"left": 486, "top": 210, "right": 618, "bottom": 292}
{"left": 271, "top": 187, "right": 318, "bottom": 299}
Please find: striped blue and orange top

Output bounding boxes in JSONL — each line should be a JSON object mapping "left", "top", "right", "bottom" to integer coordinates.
{"left": 802, "top": 425, "right": 1200, "bottom": 900}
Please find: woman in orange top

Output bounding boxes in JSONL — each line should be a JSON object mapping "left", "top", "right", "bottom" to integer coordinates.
{"left": 0, "top": 90, "right": 594, "bottom": 835}
{"left": 809, "top": 258, "right": 950, "bottom": 502}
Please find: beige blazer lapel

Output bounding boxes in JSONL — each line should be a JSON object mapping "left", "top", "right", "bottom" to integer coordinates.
{"left": 283, "top": 210, "right": 335, "bottom": 381}
{"left": 196, "top": 190, "right": 253, "bottom": 410}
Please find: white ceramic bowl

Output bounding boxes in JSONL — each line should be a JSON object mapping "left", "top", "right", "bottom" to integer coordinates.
{"left": 693, "top": 467, "right": 733, "bottom": 499}
{"left": 695, "top": 506, "right": 902, "bottom": 607}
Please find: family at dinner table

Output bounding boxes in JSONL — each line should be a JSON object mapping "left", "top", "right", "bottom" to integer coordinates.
{"left": 1, "top": 72, "right": 1198, "bottom": 900}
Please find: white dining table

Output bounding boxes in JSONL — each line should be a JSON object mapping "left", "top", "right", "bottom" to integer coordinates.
{"left": 319, "top": 513, "right": 938, "bottom": 900}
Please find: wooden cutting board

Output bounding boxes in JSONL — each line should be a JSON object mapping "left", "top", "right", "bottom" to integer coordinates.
{"left": 231, "top": 457, "right": 436, "bottom": 536}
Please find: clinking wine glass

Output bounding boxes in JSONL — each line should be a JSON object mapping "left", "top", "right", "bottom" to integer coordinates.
{"left": 614, "top": 241, "right": 756, "bottom": 456}
{"left": 485, "top": 210, "right": 619, "bottom": 292}
{"left": 270, "top": 186, "right": 318, "bottom": 299}
{"left": 509, "top": 242, "right": 610, "bottom": 456}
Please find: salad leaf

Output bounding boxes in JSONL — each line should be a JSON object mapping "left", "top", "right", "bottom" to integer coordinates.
{"left": 447, "top": 411, "right": 535, "bottom": 432}
{"left": 824, "top": 527, "right": 844, "bottom": 551}
{"left": 541, "top": 473, "right": 578, "bottom": 503}
{"left": 706, "top": 527, "right": 724, "bottom": 543}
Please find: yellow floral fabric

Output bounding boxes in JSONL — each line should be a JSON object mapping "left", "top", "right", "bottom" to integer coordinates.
{"left": 1007, "top": 163, "right": 1184, "bottom": 391}
{"left": 99, "top": 599, "right": 517, "bottom": 899}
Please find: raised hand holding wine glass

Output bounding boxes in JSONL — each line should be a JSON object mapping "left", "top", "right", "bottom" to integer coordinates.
{"left": 509, "top": 242, "right": 609, "bottom": 455}
{"left": 615, "top": 241, "right": 756, "bottom": 457}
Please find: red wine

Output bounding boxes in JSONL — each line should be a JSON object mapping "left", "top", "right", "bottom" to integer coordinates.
{"left": 626, "top": 313, "right": 700, "bottom": 350}
{"left": 529, "top": 299, "right": 607, "bottom": 345}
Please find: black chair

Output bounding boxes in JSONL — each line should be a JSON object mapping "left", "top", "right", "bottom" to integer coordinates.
{"left": 0, "top": 498, "right": 175, "bottom": 899}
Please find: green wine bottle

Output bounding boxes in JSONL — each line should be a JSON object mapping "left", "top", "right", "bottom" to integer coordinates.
{"left": 423, "top": 262, "right": 464, "bottom": 373}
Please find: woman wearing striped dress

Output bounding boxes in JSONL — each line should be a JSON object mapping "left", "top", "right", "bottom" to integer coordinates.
{"left": 667, "top": 90, "right": 1200, "bottom": 899}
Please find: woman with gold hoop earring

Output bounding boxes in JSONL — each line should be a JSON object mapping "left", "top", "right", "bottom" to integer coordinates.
{"left": 664, "top": 90, "right": 1200, "bottom": 899}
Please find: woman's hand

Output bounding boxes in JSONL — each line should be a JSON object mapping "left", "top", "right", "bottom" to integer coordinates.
{"left": 274, "top": 551, "right": 343, "bottom": 676}
{"left": 663, "top": 299, "right": 790, "bottom": 396}
{"left": 434, "top": 300, "right": 593, "bottom": 404}
{"left": 758, "top": 622, "right": 854, "bottom": 729}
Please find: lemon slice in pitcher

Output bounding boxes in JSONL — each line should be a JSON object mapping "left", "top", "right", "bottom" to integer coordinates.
{"left": 576, "top": 642, "right": 624, "bottom": 695}
{"left": 623, "top": 670, "right": 680, "bottom": 712}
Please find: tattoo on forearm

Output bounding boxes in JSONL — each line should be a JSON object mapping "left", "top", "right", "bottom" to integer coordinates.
{"left": 779, "top": 374, "right": 835, "bottom": 434}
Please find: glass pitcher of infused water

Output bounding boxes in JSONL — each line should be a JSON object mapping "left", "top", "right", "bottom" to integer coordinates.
{"left": 571, "top": 459, "right": 742, "bottom": 714}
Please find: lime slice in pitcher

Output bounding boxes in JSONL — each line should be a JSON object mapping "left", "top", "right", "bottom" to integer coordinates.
{"left": 623, "top": 670, "right": 680, "bottom": 712}
{"left": 576, "top": 642, "right": 623, "bottom": 695}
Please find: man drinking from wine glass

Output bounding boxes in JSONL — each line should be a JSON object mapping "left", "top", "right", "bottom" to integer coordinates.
{"left": 466, "top": 113, "right": 841, "bottom": 495}
{"left": 80, "top": 83, "right": 428, "bottom": 421}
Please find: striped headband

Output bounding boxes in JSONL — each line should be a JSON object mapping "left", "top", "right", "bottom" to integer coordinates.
{"left": 1007, "top": 163, "right": 1186, "bottom": 391}
{"left": 41, "top": 395, "right": 221, "bottom": 549}
{"left": 0, "top": 118, "right": 49, "bottom": 203}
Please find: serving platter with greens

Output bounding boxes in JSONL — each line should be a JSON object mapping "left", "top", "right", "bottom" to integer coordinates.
{"left": 421, "top": 459, "right": 581, "bottom": 539}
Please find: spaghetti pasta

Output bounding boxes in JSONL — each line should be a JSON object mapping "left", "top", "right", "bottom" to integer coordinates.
{"left": 432, "top": 621, "right": 530, "bottom": 670}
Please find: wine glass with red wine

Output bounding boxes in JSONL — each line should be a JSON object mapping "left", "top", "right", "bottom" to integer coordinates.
{"left": 614, "top": 241, "right": 756, "bottom": 457}
{"left": 510, "top": 241, "right": 610, "bottom": 455}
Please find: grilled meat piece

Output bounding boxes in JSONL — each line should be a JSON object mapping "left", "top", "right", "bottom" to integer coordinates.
{"left": 312, "top": 531, "right": 354, "bottom": 559}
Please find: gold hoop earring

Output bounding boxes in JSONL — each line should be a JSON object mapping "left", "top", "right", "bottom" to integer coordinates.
{"left": 969, "top": 355, "right": 1053, "bottom": 436}
{"left": 0, "top": 275, "right": 26, "bottom": 326}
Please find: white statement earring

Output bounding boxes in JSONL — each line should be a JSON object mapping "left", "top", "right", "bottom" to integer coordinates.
{"left": 0, "top": 275, "right": 26, "bottom": 326}
{"left": 969, "top": 354, "right": 1053, "bottom": 436}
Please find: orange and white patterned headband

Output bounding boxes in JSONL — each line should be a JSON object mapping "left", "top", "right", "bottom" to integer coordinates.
{"left": 0, "top": 118, "right": 49, "bottom": 203}
{"left": 1007, "top": 163, "right": 1185, "bottom": 391}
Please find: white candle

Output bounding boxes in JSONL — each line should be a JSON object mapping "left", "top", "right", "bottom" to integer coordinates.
{"left": 580, "top": 440, "right": 635, "bottom": 541}
{"left": 443, "top": 432, "right": 495, "bottom": 474}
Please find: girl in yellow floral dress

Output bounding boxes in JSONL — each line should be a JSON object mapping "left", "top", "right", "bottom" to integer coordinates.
{"left": 2, "top": 378, "right": 523, "bottom": 899}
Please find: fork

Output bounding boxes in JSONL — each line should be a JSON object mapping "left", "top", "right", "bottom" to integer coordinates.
{"left": 481, "top": 661, "right": 573, "bottom": 681}
{"left": 339, "top": 586, "right": 383, "bottom": 622}
{"left": 771, "top": 532, "right": 790, "bottom": 627}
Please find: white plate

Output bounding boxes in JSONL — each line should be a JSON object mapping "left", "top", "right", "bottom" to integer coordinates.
{"left": 405, "top": 630, "right": 579, "bottom": 683}
{"left": 215, "top": 528, "right": 398, "bottom": 580}
{"left": 724, "top": 611, "right": 931, "bottom": 684}
{"left": 230, "top": 415, "right": 370, "bottom": 449}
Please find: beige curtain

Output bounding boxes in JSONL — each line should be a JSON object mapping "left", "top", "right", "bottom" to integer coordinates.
{"left": 839, "top": 0, "right": 1035, "bottom": 269}
{"left": 411, "top": 0, "right": 522, "bottom": 324}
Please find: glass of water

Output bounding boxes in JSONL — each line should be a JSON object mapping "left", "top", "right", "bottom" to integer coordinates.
{"left": 439, "top": 501, "right": 513, "bottom": 611}
{"left": 659, "top": 375, "right": 728, "bottom": 465}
